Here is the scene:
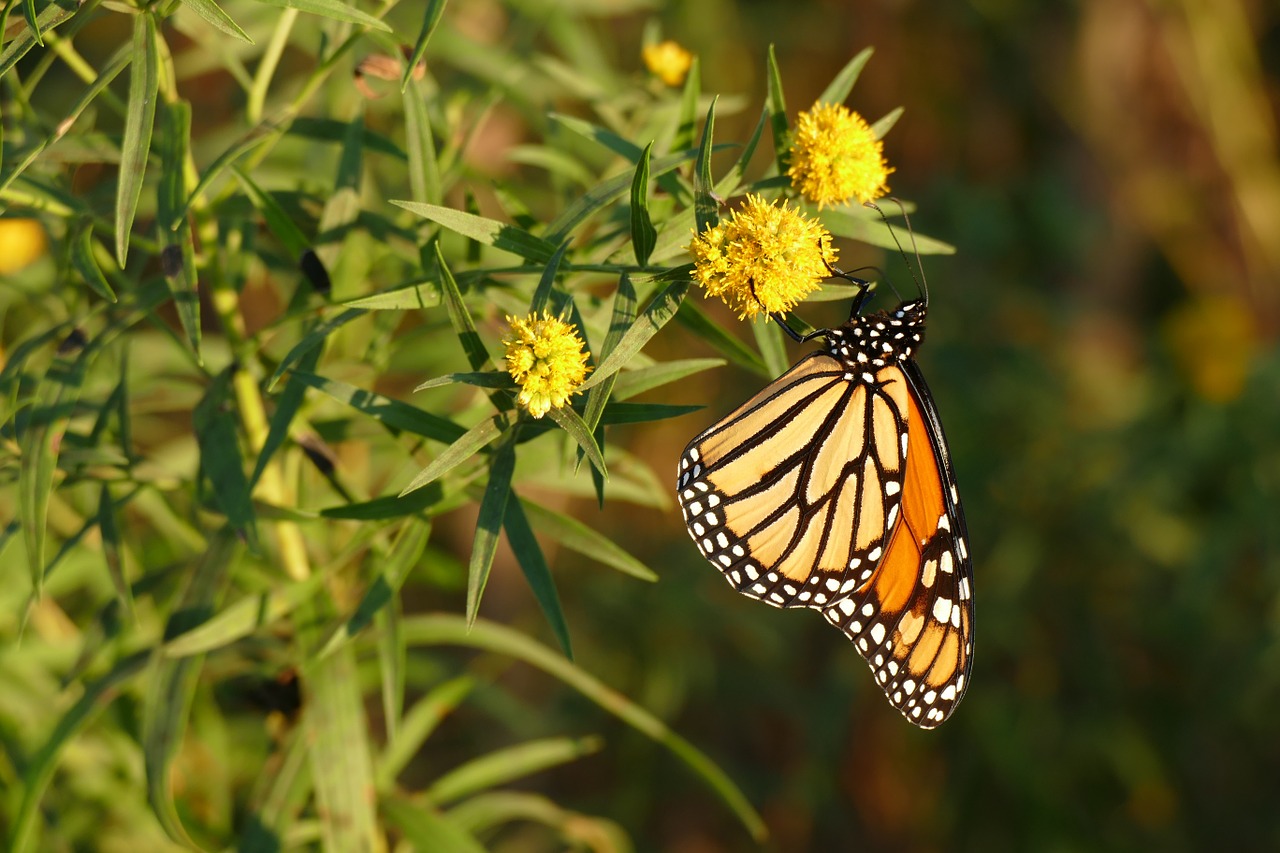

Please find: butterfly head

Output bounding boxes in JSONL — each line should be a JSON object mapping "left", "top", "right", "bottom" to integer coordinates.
{"left": 824, "top": 299, "right": 927, "bottom": 369}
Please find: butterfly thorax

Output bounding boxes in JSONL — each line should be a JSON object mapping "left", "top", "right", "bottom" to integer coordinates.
{"left": 824, "top": 299, "right": 927, "bottom": 370}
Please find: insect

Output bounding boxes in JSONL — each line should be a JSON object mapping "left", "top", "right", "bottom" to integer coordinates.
{"left": 676, "top": 278, "right": 973, "bottom": 728}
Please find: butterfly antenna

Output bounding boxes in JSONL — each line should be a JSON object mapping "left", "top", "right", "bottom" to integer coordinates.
{"left": 866, "top": 199, "right": 929, "bottom": 306}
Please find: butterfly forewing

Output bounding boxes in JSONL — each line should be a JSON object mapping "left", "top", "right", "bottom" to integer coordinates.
{"left": 677, "top": 352, "right": 908, "bottom": 610}
{"left": 678, "top": 298, "right": 975, "bottom": 728}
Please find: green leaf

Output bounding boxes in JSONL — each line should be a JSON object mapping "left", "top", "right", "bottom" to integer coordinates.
{"left": 413, "top": 371, "right": 515, "bottom": 392}
{"left": 402, "top": 0, "right": 450, "bottom": 89}
{"left": 340, "top": 281, "right": 441, "bottom": 310}
{"left": 399, "top": 414, "right": 503, "bottom": 496}
{"left": 20, "top": 330, "right": 90, "bottom": 597}
{"left": 435, "top": 244, "right": 493, "bottom": 372}
{"left": 382, "top": 798, "right": 487, "bottom": 853}
{"left": 193, "top": 367, "right": 257, "bottom": 543}
{"left": 115, "top": 13, "right": 159, "bottom": 266}
{"left": 766, "top": 44, "right": 790, "bottom": 173}
{"left": 177, "top": 0, "right": 254, "bottom": 43}
{"left": 290, "top": 372, "right": 467, "bottom": 444}
{"left": 817, "top": 46, "right": 874, "bottom": 107}
{"left": 672, "top": 56, "right": 701, "bottom": 152}
{"left": 548, "top": 112, "right": 643, "bottom": 161}
{"left": 694, "top": 97, "right": 719, "bottom": 235}
{"left": 250, "top": 344, "right": 320, "bottom": 490}
{"left": 716, "top": 105, "right": 768, "bottom": 198}
{"left": 9, "top": 652, "right": 149, "bottom": 853}
{"left": 253, "top": 0, "right": 392, "bottom": 31}
{"left": 752, "top": 318, "right": 788, "bottom": 377}
{"left": 144, "top": 529, "right": 239, "bottom": 848}
{"left": 530, "top": 239, "right": 570, "bottom": 315}
{"left": 520, "top": 498, "right": 656, "bottom": 581}
{"left": 504, "top": 494, "right": 572, "bottom": 657}
{"left": 393, "top": 201, "right": 557, "bottom": 262}
{"left": 378, "top": 677, "right": 475, "bottom": 788}
{"left": 578, "top": 279, "right": 688, "bottom": 392}
{"left": 158, "top": 100, "right": 201, "bottom": 357}
{"left": 465, "top": 440, "right": 516, "bottom": 625}
{"left": 402, "top": 615, "right": 768, "bottom": 842}
{"left": 322, "top": 520, "right": 431, "bottom": 657}
{"left": 630, "top": 141, "right": 657, "bottom": 268}
{"left": 675, "top": 300, "right": 770, "bottom": 377}
{"left": 176, "top": 116, "right": 287, "bottom": 223}
{"left": 611, "top": 357, "right": 724, "bottom": 400}
{"left": 871, "top": 105, "right": 904, "bottom": 139}
{"left": 71, "top": 226, "right": 116, "bottom": 302}
{"left": 404, "top": 76, "right": 443, "bottom": 204}
{"left": 549, "top": 406, "right": 607, "bottom": 479}
{"left": 164, "top": 572, "right": 329, "bottom": 657}
{"left": 0, "top": 0, "right": 79, "bottom": 78}
{"left": 267, "top": 308, "right": 364, "bottom": 390}
{"left": 426, "top": 736, "right": 602, "bottom": 806}
{"left": 96, "top": 484, "right": 133, "bottom": 617}
{"left": 313, "top": 112, "right": 365, "bottom": 274}
{"left": 598, "top": 402, "right": 701, "bottom": 425}
{"left": 22, "top": 0, "right": 41, "bottom": 46}
{"left": 234, "top": 167, "right": 310, "bottom": 257}
{"left": 819, "top": 209, "right": 955, "bottom": 255}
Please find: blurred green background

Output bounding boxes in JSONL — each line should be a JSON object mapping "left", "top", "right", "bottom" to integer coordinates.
{"left": 4, "top": 0, "right": 1280, "bottom": 850}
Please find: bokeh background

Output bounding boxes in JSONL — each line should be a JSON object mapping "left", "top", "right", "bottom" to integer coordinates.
{"left": 4, "top": 0, "right": 1280, "bottom": 850}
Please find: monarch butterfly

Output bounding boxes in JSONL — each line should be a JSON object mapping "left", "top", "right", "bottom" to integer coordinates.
{"left": 677, "top": 283, "right": 973, "bottom": 728}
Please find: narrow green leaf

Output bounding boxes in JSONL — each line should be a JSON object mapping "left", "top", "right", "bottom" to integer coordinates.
{"left": 766, "top": 44, "right": 789, "bottom": 173}
{"left": 598, "top": 402, "right": 701, "bottom": 424}
{"left": 23, "top": 0, "right": 43, "bottom": 47}
{"left": 611, "top": 358, "right": 725, "bottom": 400}
{"left": 177, "top": 0, "right": 254, "bottom": 43}
{"left": 548, "top": 406, "right": 607, "bottom": 478}
{"left": 817, "top": 46, "right": 875, "bottom": 107}
{"left": 465, "top": 440, "right": 516, "bottom": 625}
{"left": 250, "top": 345, "right": 320, "bottom": 489}
{"left": 427, "top": 736, "right": 602, "bottom": 806}
{"left": 630, "top": 142, "right": 657, "bottom": 267}
{"left": 305, "top": 643, "right": 380, "bottom": 853}
{"left": 401, "top": 615, "right": 768, "bottom": 842}
{"left": 752, "top": 318, "right": 788, "bottom": 377}
{"left": 193, "top": 367, "right": 256, "bottom": 543}
{"left": 382, "top": 798, "right": 487, "bottom": 853}
{"left": 400, "top": 414, "right": 502, "bottom": 496}
{"left": 158, "top": 100, "right": 201, "bottom": 356}
{"left": 548, "top": 112, "right": 644, "bottom": 161}
{"left": 341, "top": 282, "right": 441, "bottom": 310}
{"left": 435, "top": 244, "right": 492, "bottom": 371}
{"left": 267, "top": 308, "right": 364, "bottom": 390}
{"left": 322, "top": 520, "right": 431, "bottom": 657}
{"left": 176, "top": 114, "right": 287, "bottom": 223}
{"left": 413, "top": 371, "right": 514, "bottom": 392}
{"left": 674, "top": 300, "right": 770, "bottom": 377}
{"left": 254, "top": 0, "right": 391, "bottom": 30}
{"left": 20, "top": 329, "right": 90, "bottom": 597}
{"left": 378, "top": 676, "right": 475, "bottom": 789}
{"left": 672, "top": 56, "right": 701, "bottom": 152}
{"left": 694, "top": 97, "right": 719, "bottom": 235}
{"left": 819, "top": 209, "right": 955, "bottom": 255}
{"left": 447, "top": 792, "right": 625, "bottom": 843}
{"left": 578, "top": 280, "right": 688, "bottom": 392}
{"left": 530, "top": 240, "right": 570, "bottom": 315}
{"left": 115, "top": 13, "right": 159, "bottom": 266}
{"left": 9, "top": 652, "right": 149, "bottom": 853}
{"left": 290, "top": 372, "right": 467, "bottom": 443}
{"left": 97, "top": 484, "right": 133, "bottom": 616}
{"left": 234, "top": 167, "right": 309, "bottom": 256}
{"left": 716, "top": 105, "right": 768, "bottom": 198}
{"left": 72, "top": 226, "right": 116, "bottom": 302}
{"left": 870, "top": 105, "right": 904, "bottom": 139}
{"left": 313, "top": 113, "right": 365, "bottom": 274}
{"left": 165, "top": 573, "right": 329, "bottom": 658}
{"left": 377, "top": 600, "right": 406, "bottom": 743}
{"left": 393, "top": 201, "right": 557, "bottom": 262}
{"left": 503, "top": 495, "right": 571, "bottom": 657}
{"left": 521, "top": 498, "right": 656, "bottom": 581}
{"left": 404, "top": 76, "right": 443, "bottom": 204}
{"left": 144, "top": 529, "right": 239, "bottom": 849}
{"left": 0, "top": 0, "right": 79, "bottom": 78}
{"left": 402, "top": 0, "right": 450, "bottom": 89}
{"left": 581, "top": 274, "right": 637, "bottom": 435}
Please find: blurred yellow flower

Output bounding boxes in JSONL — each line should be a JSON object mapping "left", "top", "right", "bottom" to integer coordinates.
{"left": 642, "top": 40, "right": 693, "bottom": 87}
{"left": 0, "top": 218, "right": 48, "bottom": 274}
{"left": 503, "top": 312, "right": 592, "bottom": 418}
{"left": 687, "top": 194, "right": 837, "bottom": 320}
{"left": 787, "top": 103, "right": 892, "bottom": 208}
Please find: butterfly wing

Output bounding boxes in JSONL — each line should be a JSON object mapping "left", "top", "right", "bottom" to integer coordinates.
{"left": 821, "top": 359, "right": 974, "bottom": 727}
{"left": 677, "top": 352, "right": 911, "bottom": 611}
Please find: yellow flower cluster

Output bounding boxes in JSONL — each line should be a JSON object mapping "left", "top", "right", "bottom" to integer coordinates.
{"left": 503, "top": 313, "right": 592, "bottom": 418}
{"left": 642, "top": 40, "right": 693, "bottom": 87}
{"left": 787, "top": 103, "right": 892, "bottom": 208}
{"left": 687, "top": 195, "right": 837, "bottom": 320}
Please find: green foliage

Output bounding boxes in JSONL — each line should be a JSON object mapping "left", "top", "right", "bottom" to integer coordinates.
{"left": 0, "top": 1, "right": 939, "bottom": 849}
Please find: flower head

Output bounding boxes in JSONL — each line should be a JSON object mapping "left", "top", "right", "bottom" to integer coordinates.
{"left": 687, "top": 194, "right": 837, "bottom": 320}
{"left": 787, "top": 103, "right": 892, "bottom": 208}
{"left": 642, "top": 40, "right": 693, "bottom": 87}
{"left": 503, "top": 313, "right": 592, "bottom": 418}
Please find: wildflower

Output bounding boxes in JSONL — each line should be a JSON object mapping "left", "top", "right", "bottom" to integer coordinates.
{"left": 687, "top": 194, "right": 837, "bottom": 320}
{"left": 643, "top": 40, "right": 693, "bottom": 87}
{"left": 503, "top": 313, "right": 592, "bottom": 418}
{"left": 787, "top": 103, "right": 892, "bottom": 208}
{"left": 0, "top": 218, "right": 48, "bottom": 274}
